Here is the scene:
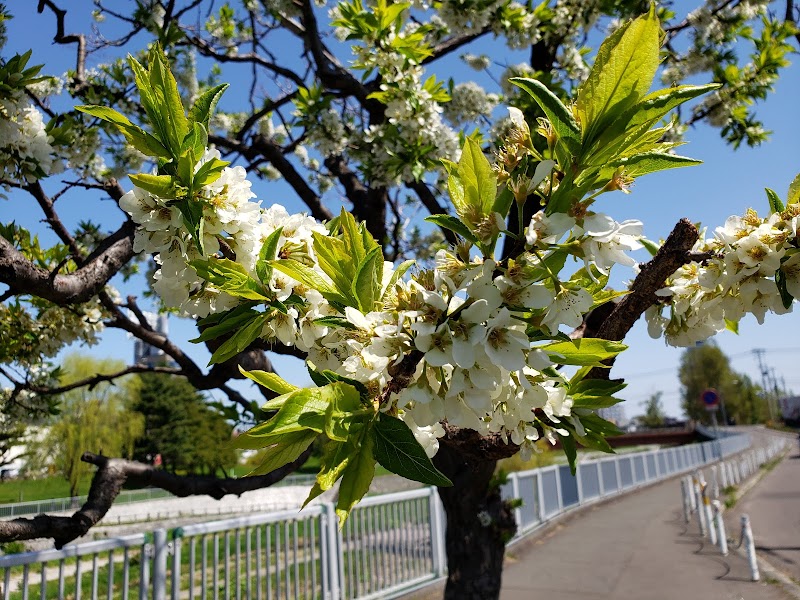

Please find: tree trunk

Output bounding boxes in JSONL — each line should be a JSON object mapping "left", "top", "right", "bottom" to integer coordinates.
{"left": 434, "top": 443, "right": 517, "bottom": 600}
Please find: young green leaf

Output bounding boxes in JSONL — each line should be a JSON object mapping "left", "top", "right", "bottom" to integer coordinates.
{"left": 270, "top": 258, "right": 350, "bottom": 306}
{"left": 238, "top": 365, "right": 299, "bottom": 395}
{"left": 381, "top": 259, "right": 415, "bottom": 300}
{"left": 336, "top": 427, "right": 377, "bottom": 526}
{"left": 424, "top": 214, "right": 479, "bottom": 244}
{"left": 539, "top": 338, "right": 627, "bottom": 366}
{"left": 243, "top": 387, "right": 331, "bottom": 439}
{"left": 576, "top": 6, "right": 660, "bottom": 145}
{"left": 128, "top": 173, "right": 177, "bottom": 198}
{"left": 558, "top": 432, "right": 578, "bottom": 475}
{"left": 787, "top": 173, "right": 800, "bottom": 205}
{"left": 765, "top": 188, "right": 785, "bottom": 214}
{"left": 147, "top": 44, "right": 189, "bottom": 155}
{"left": 324, "top": 382, "right": 366, "bottom": 442}
{"left": 208, "top": 313, "right": 271, "bottom": 364}
{"left": 459, "top": 137, "right": 497, "bottom": 219}
{"left": 245, "top": 431, "right": 316, "bottom": 475}
{"left": 188, "top": 83, "right": 229, "bottom": 128}
{"left": 611, "top": 152, "right": 702, "bottom": 178}
{"left": 510, "top": 77, "right": 580, "bottom": 152}
{"left": 190, "top": 258, "right": 270, "bottom": 301}
{"left": 256, "top": 227, "right": 283, "bottom": 285}
{"left": 372, "top": 415, "right": 452, "bottom": 486}
{"left": 352, "top": 245, "right": 383, "bottom": 312}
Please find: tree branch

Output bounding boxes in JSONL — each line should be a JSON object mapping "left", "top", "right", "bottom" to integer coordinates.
{"left": 0, "top": 449, "right": 311, "bottom": 548}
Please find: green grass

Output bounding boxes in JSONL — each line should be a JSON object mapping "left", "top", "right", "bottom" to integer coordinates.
{"left": 0, "top": 475, "right": 92, "bottom": 504}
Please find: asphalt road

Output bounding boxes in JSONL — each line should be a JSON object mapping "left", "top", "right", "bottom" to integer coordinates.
{"left": 501, "top": 429, "right": 794, "bottom": 600}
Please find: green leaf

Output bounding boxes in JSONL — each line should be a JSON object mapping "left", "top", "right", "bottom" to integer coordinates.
{"left": 372, "top": 415, "right": 452, "bottom": 486}
{"left": 540, "top": 338, "right": 627, "bottom": 367}
{"left": 316, "top": 438, "right": 356, "bottom": 491}
{"left": 75, "top": 105, "right": 171, "bottom": 158}
{"left": 787, "top": 173, "right": 800, "bottom": 205}
{"left": 765, "top": 188, "right": 785, "bottom": 214}
{"left": 312, "top": 233, "right": 356, "bottom": 302}
{"left": 180, "top": 121, "right": 208, "bottom": 163}
{"left": 270, "top": 259, "right": 349, "bottom": 306}
{"left": 128, "top": 173, "right": 177, "bottom": 198}
{"left": 569, "top": 378, "right": 626, "bottom": 409}
{"left": 244, "top": 388, "right": 331, "bottom": 439}
{"left": 641, "top": 238, "right": 661, "bottom": 256}
{"left": 611, "top": 152, "right": 702, "bottom": 178}
{"left": 559, "top": 433, "right": 578, "bottom": 475}
{"left": 510, "top": 78, "right": 580, "bottom": 151}
{"left": 381, "top": 259, "right": 415, "bottom": 300}
{"left": 208, "top": 313, "right": 270, "bottom": 365}
{"left": 626, "top": 84, "right": 721, "bottom": 131}
{"left": 576, "top": 6, "right": 660, "bottom": 144}
{"left": 336, "top": 427, "right": 376, "bottom": 526}
{"left": 188, "top": 83, "right": 229, "bottom": 128}
{"left": 724, "top": 319, "right": 739, "bottom": 334}
{"left": 459, "top": 137, "right": 497, "bottom": 218}
{"left": 579, "top": 412, "right": 625, "bottom": 437}
{"left": 190, "top": 306, "right": 260, "bottom": 343}
{"left": 238, "top": 365, "right": 299, "bottom": 395}
{"left": 352, "top": 245, "right": 383, "bottom": 312}
{"left": 147, "top": 44, "right": 189, "bottom": 155}
{"left": 324, "top": 382, "right": 366, "bottom": 442}
{"left": 194, "top": 157, "right": 230, "bottom": 188}
{"left": 245, "top": 431, "right": 316, "bottom": 475}
{"left": 190, "top": 258, "right": 269, "bottom": 301}
{"left": 775, "top": 268, "right": 794, "bottom": 309}
{"left": 256, "top": 227, "right": 283, "bottom": 285}
{"left": 424, "top": 214, "right": 479, "bottom": 244}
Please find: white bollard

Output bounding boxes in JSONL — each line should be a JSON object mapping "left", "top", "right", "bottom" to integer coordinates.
{"left": 711, "top": 465, "right": 720, "bottom": 499}
{"left": 681, "top": 479, "right": 691, "bottom": 523}
{"left": 702, "top": 485, "right": 717, "bottom": 545}
{"left": 688, "top": 475, "right": 697, "bottom": 511}
{"left": 695, "top": 477, "right": 708, "bottom": 536}
{"left": 712, "top": 500, "right": 728, "bottom": 555}
{"left": 720, "top": 461, "right": 729, "bottom": 489}
{"left": 741, "top": 514, "right": 760, "bottom": 581}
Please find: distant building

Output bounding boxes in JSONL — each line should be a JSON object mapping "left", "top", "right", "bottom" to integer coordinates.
{"left": 132, "top": 312, "right": 174, "bottom": 367}
{"left": 598, "top": 404, "right": 627, "bottom": 427}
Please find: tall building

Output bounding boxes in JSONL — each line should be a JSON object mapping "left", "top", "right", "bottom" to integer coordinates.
{"left": 132, "top": 312, "right": 172, "bottom": 367}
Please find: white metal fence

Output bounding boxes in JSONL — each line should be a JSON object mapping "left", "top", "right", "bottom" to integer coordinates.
{"left": 0, "top": 431, "right": 763, "bottom": 599}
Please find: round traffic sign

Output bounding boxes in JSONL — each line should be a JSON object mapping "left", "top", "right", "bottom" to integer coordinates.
{"left": 701, "top": 388, "right": 719, "bottom": 408}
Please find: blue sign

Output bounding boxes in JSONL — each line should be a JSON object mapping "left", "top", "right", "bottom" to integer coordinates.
{"left": 701, "top": 388, "right": 719, "bottom": 408}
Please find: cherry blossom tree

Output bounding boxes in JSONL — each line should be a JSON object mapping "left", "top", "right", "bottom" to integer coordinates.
{"left": 0, "top": 1, "right": 798, "bottom": 597}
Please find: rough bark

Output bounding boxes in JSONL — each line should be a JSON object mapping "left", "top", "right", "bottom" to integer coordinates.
{"left": 434, "top": 442, "right": 517, "bottom": 600}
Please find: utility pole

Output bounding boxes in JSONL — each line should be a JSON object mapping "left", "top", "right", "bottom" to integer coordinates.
{"left": 753, "top": 349, "right": 775, "bottom": 421}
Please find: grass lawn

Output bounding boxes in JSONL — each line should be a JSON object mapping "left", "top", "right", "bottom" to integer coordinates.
{"left": 0, "top": 475, "right": 92, "bottom": 504}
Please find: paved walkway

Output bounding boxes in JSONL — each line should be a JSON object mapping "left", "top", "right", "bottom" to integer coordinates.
{"left": 501, "top": 441, "right": 793, "bottom": 599}
{"left": 729, "top": 444, "right": 800, "bottom": 584}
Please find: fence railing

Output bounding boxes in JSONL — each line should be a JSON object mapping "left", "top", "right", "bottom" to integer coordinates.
{"left": 0, "top": 430, "right": 768, "bottom": 600}
{"left": 0, "top": 474, "right": 318, "bottom": 520}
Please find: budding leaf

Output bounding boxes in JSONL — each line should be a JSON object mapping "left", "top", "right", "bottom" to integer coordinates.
{"left": 510, "top": 77, "right": 580, "bottom": 152}
{"left": 372, "top": 415, "right": 453, "bottom": 487}
{"left": 188, "top": 83, "right": 229, "bottom": 129}
{"left": 540, "top": 338, "right": 627, "bottom": 366}
{"left": 765, "top": 188, "right": 785, "bottom": 214}
{"left": 244, "top": 431, "right": 316, "bottom": 475}
{"left": 238, "top": 365, "right": 299, "bottom": 395}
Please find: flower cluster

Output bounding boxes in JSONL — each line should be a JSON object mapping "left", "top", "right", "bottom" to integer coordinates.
{"left": 647, "top": 206, "right": 800, "bottom": 346}
{"left": 0, "top": 91, "right": 61, "bottom": 183}
{"left": 120, "top": 134, "right": 649, "bottom": 460}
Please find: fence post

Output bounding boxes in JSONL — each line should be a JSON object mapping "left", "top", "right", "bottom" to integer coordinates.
{"left": 742, "top": 514, "right": 760, "bottom": 581}
{"left": 152, "top": 528, "right": 167, "bottom": 600}
{"left": 429, "top": 488, "right": 447, "bottom": 578}
{"left": 702, "top": 484, "right": 717, "bottom": 545}
{"left": 510, "top": 472, "right": 523, "bottom": 526}
{"left": 694, "top": 474, "right": 707, "bottom": 536}
{"left": 710, "top": 465, "right": 719, "bottom": 499}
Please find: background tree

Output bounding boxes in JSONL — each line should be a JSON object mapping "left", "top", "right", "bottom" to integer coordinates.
{"left": 27, "top": 354, "right": 144, "bottom": 497}
{"left": 0, "top": 1, "right": 798, "bottom": 597}
{"left": 638, "top": 392, "right": 667, "bottom": 428}
{"left": 131, "top": 372, "right": 237, "bottom": 475}
{"left": 678, "top": 343, "right": 769, "bottom": 425}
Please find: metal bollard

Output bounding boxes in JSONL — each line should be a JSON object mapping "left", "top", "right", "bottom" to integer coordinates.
{"left": 688, "top": 475, "right": 698, "bottom": 511}
{"left": 719, "top": 461, "right": 729, "bottom": 489}
{"left": 712, "top": 500, "right": 728, "bottom": 555}
{"left": 694, "top": 477, "right": 707, "bottom": 536}
{"left": 681, "top": 478, "right": 691, "bottom": 523}
{"left": 741, "top": 514, "right": 760, "bottom": 581}
{"left": 702, "top": 485, "right": 717, "bottom": 545}
{"left": 710, "top": 465, "right": 720, "bottom": 499}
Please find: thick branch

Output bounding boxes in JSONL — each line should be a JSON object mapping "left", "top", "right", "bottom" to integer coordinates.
{"left": 0, "top": 450, "right": 311, "bottom": 548}
{"left": 587, "top": 218, "right": 701, "bottom": 378}
{"left": 0, "top": 221, "right": 135, "bottom": 304}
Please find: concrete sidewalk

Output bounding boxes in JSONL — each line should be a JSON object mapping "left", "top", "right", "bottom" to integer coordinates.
{"left": 728, "top": 446, "right": 800, "bottom": 586}
{"left": 501, "top": 473, "right": 790, "bottom": 599}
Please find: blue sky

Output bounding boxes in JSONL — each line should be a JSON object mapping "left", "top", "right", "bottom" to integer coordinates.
{"left": 3, "top": 1, "right": 800, "bottom": 419}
